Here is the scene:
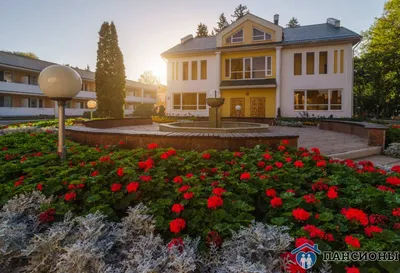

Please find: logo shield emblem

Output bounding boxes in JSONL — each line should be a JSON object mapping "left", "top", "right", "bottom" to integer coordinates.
{"left": 295, "top": 251, "right": 317, "bottom": 269}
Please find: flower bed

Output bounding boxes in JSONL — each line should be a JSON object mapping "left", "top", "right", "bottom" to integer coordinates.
{"left": 1, "top": 128, "right": 400, "bottom": 272}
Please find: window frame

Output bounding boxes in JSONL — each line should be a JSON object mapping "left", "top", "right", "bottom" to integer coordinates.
{"left": 252, "top": 27, "right": 272, "bottom": 41}
{"left": 226, "top": 29, "right": 244, "bottom": 44}
{"left": 182, "top": 62, "right": 189, "bottom": 81}
{"left": 4, "top": 71, "right": 13, "bottom": 83}
{"left": 0, "top": 95, "right": 13, "bottom": 107}
{"left": 172, "top": 92, "right": 208, "bottom": 111}
{"left": 293, "top": 89, "right": 343, "bottom": 111}
{"left": 226, "top": 56, "right": 271, "bottom": 80}
{"left": 200, "top": 60, "right": 207, "bottom": 80}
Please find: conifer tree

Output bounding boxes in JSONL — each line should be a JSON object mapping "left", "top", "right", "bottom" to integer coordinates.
{"left": 214, "top": 13, "right": 229, "bottom": 33}
{"left": 231, "top": 4, "right": 248, "bottom": 22}
{"left": 196, "top": 23, "right": 209, "bottom": 37}
{"left": 287, "top": 17, "right": 300, "bottom": 28}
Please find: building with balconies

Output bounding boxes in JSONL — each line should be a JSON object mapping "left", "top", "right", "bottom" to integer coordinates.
{"left": 0, "top": 51, "right": 157, "bottom": 117}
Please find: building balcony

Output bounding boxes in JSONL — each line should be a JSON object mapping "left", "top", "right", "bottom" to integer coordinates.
{"left": 125, "top": 95, "right": 156, "bottom": 104}
{"left": 0, "top": 107, "right": 87, "bottom": 117}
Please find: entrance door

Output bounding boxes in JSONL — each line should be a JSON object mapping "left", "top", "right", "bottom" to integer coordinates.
{"left": 250, "top": 97, "right": 266, "bottom": 117}
{"left": 230, "top": 98, "right": 245, "bottom": 117}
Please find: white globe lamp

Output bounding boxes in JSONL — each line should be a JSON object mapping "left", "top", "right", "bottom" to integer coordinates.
{"left": 38, "top": 65, "right": 82, "bottom": 160}
{"left": 87, "top": 100, "right": 97, "bottom": 120}
{"left": 235, "top": 104, "right": 242, "bottom": 117}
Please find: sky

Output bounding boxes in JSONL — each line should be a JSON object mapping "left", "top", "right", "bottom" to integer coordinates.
{"left": 0, "top": 0, "right": 386, "bottom": 84}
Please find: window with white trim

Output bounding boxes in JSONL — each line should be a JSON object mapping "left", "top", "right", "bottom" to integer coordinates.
{"left": 252, "top": 28, "right": 271, "bottom": 41}
{"left": 4, "top": 71, "right": 13, "bottom": 83}
{"left": 226, "top": 29, "right": 243, "bottom": 44}
{"left": 173, "top": 93, "right": 207, "bottom": 110}
{"left": 294, "top": 90, "right": 342, "bottom": 111}
{"left": 0, "top": 95, "right": 12, "bottom": 107}
{"left": 225, "top": 56, "right": 272, "bottom": 79}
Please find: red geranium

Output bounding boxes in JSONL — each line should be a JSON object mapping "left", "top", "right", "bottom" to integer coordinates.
{"left": 265, "top": 165, "right": 273, "bottom": 171}
{"left": 99, "top": 156, "right": 111, "bottom": 163}
{"left": 168, "top": 237, "right": 184, "bottom": 251}
{"left": 286, "top": 189, "right": 296, "bottom": 194}
{"left": 294, "top": 160, "right": 304, "bottom": 168}
{"left": 342, "top": 208, "right": 369, "bottom": 226}
{"left": 179, "top": 185, "right": 191, "bottom": 192}
{"left": 37, "top": 183, "right": 43, "bottom": 191}
{"left": 316, "top": 160, "right": 326, "bottom": 167}
{"left": 233, "top": 152, "right": 243, "bottom": 157}
{"left": 292, "top": 208, "right": 310, "bottom": 221}
{"left": 91, "top": 170, "right": 99, "bottom": 177}
{"left": 167, "top": 149, "right": 176, "bottom": 156}
{"left": 183, "top": 192, "right": 194, "bottom": 200}
{"left": 169, "top": 218, "right": 186, "bottom": 233}
{"left": 285, "top": 157, "right": 292, "bottom": 163}
{"left": 392, "top": 208, "right": 400, "bottom": 217}
{"left": 282, "top": 139, "right": 289, "bottom": 145}
{"left": 369, "top": 214, "right": 388, "bottom": 225}
{"left": 257, "top": 161, "right": 266, "bottom": 168}
{"left": 270, "top": 197, "right": 283, "bottom": 208}
{"left": 64, "top": 192, "right": 76, "bottom": 201}
{"left": 295, "top": 237, "right": 314, "bottom": 248}
{"left": 364, "top": 225, "right": 383, "bottom": 237}
{"left": 173, "top": 176, "right": 183, "bottom": 184}
{"left": 160, "top": 152, "right": 169, "bottom": 159}
{"left": 303, "top": 225, "right": 325, "bottom": 239}
{"left": 139, "top": 175, "right": 152, "bottom": 182}
{"left": 147, "top": 143, "right": 158, "bottom": 149}
{"left": 111, "top": 183, "right": 122, "bottom": 192}
{"left": 265, "top": 188, "right": 277, "bottom": 197}
{"left": 324, "top": 233, "right": 335, "bottom": 242}
{"left": 39, "top": 208, "right": 56, "bottom": 223}
{"left": 327, "top": 186, "right": 339, "bottom": 199}
{"left": 240, "top": 172, "right": 251, "bottom": 180}
{"left": 275, "top": 162, "right": 284, "bottom": 168}
{"left": 345, "top": 235, "right": 360, "bottom": 248}
{"left": 206, "top": 231, "right": 223, "bottom": 248}
{"left": 263, "top": 153, "right": 272, "bottom": 160}
{"left": 386, "top": 176, "right": 400, "bottom": 186}
{"left": 207, "top": 195, "right": 223, "bottom": 209}
{"left": 126, "top": 182, "right": 140, "bottom": 193}
{"left": 303, "top": 194, "right": 318, "bottom": 204}
{"left": 202, "top": 153, "right": 211, "bottom": 160}
{"left": 278, "top": 145, "right": 286, "bottom": 151}
{"left": 312, "top": 180, "right": 329, "bottom": 191}
{"left": 377, "top": 185, "right": 395, "bottom": 193}
{"left": 116, "top": 167, "right": 125, "bottom": 177}
{"left": 391, "top": 165, "right": 400, "bottom": 173}
{"left": 345, "top": 266, "right": 360, "bottom": 273}
{"left": 212, "top": 187, "right": 226, "bottom": 196}
{"left": 171, "top": 204, "right": 184, "bottom": 214}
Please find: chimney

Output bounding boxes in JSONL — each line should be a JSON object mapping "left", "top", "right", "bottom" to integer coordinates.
{"left": 274, "top": 14, "right": 279, "bottom": 25}
{"left": 327, "top": 18, "right": 340, "bottom": 28}
{"left": 181, "top": 34, "right": 193, "bottom": 44}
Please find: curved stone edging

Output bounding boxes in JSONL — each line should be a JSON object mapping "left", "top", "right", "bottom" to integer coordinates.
{"left": 66, "top": 126, "right": 298, "bottom": 151}
{"left": 83, "top": 118, "right": 152, "bottom": 129}
{"left": 318, "top": 120, "right": 387, "bottom": 148}
{"left": 159, "top": 121, "right": 269, "bottom": 133}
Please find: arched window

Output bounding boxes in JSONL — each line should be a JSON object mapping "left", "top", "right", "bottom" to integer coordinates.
{"left": 226, "top": 29, "right": 244, "bottom": 44}
{"left": 253, "top": 28, "right": 271, "bottom": 41}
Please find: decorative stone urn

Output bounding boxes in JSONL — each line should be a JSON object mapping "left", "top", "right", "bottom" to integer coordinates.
{"left": 206, "top": 98, "right": 225, "bottom": 128}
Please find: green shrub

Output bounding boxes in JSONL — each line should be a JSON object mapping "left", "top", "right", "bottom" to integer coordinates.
{"left": 132, "top": 104, "right": 154, "bottom": 118}
{"left": 386, "top": 125, "right": 400, "bottom": 145}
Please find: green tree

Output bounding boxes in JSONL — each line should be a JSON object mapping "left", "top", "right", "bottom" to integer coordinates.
{"left": 214, "top": 13, "right": 229, "bottom": 33}
{"left": 196, "top": 23, "right": 209, "bottom": 37}
{"left": 286, "top": 17, "right": 300, "bottom": 28}
{"left": 138, "top": 70, "right": 160, "bottom": 85}
{"left": 231, "top": 4, "right": 248, "bottom": 22}
{"left": 354, "top": 0, "right": 400, "bottom": 117}
{"left": 95, "top": 21, "right": 126, "bottom": 118}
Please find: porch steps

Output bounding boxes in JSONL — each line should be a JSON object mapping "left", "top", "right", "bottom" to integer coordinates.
{"left": 327, "top": 146, "right": 382, "bottom": 160}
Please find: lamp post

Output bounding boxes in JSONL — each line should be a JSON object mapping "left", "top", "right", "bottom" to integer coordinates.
{"left": 235, "top": 105, "right": 242, "bottom": 117}
{"left": 87, "top": 100, "right": 97, "bottom": 120}
{"left": 38, "top": 65, "right": 82, "bottom": 160}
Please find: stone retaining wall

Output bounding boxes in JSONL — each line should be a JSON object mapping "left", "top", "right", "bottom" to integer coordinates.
{"left": 83, "top": 118, "right": 152, "bottom": 128}
{"left": 66, "top": 127, "right": 298, "bottom": 152}
{"left": 319, "top": 120, "right": 387, "bottom": 147}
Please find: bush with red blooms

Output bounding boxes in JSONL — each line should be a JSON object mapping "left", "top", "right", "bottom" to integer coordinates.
{"left": 1, "top": 132, "right": 400, "bottom": 272}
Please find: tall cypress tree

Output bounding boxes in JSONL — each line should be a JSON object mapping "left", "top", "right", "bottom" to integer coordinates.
{"left": 95, "top": 21, "right": 126, "bottom": 118}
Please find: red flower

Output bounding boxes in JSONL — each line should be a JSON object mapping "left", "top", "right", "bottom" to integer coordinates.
{"left": 39, "top": 208, "right": 56, "bottom": 223}
{"left": 170, "top": 218, "right": 186, "bottom": 233}
{"left": 64, "top": 192, "right": 76, "bottom": 201}
{"left": 168, "top": 237, "right": 184, "bottom": 250}
{"left": 294, "top": 160, "right": 304, "bottom": 168}
{"left": 265, "top": 165, "right": 273, "bottom": 171}
{"left": 270, "top": 197, "right": 283, "bottom": 208}
{"left": 68, "top": 184, "right": 76, "bottom": 190}
{"left": 111, "top": 183, "right": 122, "bottom": 192}
{"left": 186, "top": 173, "right": 194, "bottom": 178}
{"left": 173, "top": 176, "right": 183, "bottom": 184}
{"left": 311, "top": 147, "right": 320, "bottom": 154}
{"left": 116, "top": 167, "right": 125, "bottom": 177}
{"left": 36, "top": 183, "right": 43, "bottom": 191}
{"left": 257, "top": 161, "right": 266, "bottom": 168}
{"left": 364, "top": 225, "right": 383, "bottom": 237}
{"left": 91, "top": 170, "right": 99, "bottom": 177}
{"left": 316, "top": 160, "right": 326, "bottom": 167}
{"left": 118, "top": 140, "right": 126, "bottom": 145}
{"left": 139, "top": 175, "right": 152, "bottom": 182}
{"left": 324, "top": 233, "right": 335, "bottom": 242}
{"left": 126, "top": 182, "right": 140, "bottom": 193}
{"left": 391, "top": 165, "right": 400, "bottom": 173}
{"left": 202, "top": 153, "right": 211, "bottom": 159}
{"left": 179, "top": 185, "right": 191, "bottom": 192}
{"left": 211, "top": 181, "right": 219, "bottom": 187}
{"left": 303, "top": 225, "right": 325, "bottom": 239}
{"left": 394, "top": 223, "right": 400, "bottom": 230}
{"left": 277, "top": 145, "right": 285, "bottom": 151}
{"left": 212, "top": 187, "right": 226, "bottom": 196}
{"left": 14, "top": 181, "right": 23, "bottom": 187}
{"left": 240, "top": 172, "right": 251, "bottom": 180}
{"left": 377, "top": 185, "right": 395, "bottom": 193}
{"left": 160, "top": 152, "right": 169, "bottom": 159}
{"left": 167, "top": 149, "right": 176, "bottom": 156}
{"left": 342, "top": 208, "right": 369, "bottom": 226}
{"left": 207, "top": 195, "right": 223, "bottom": 209}
{"left": 386, "top": 176, "right": 400, "bottom": 186}
{"left": 285, "top": 157, "right": 292, "bottom": 163}
{"left": 345, "top": 266, "right": 360, "bottom": 273}
{"left": 303, "top": 194, "right": 318, "bottom": 204}
{"left": 99, "top": 156, "right": 111, "bottom": 163}
{"left": 183, "top": 192, "right": 194, "bottom": 200}
{"left": 275, "top": 162, "right": 283, "bottom": 168}
{"left": 295, "top": 237, "right": 314, "bottom": 248}
{"left": 292, "top": 208, "right": 310, "bottom": 221}
{"left": 345, "top": 235, "right": 360, "bottom": 248}
{"left": 369, "top": 214, "right": 388, "bottom": 225}
{"left": 286, "top": 189, "right": 296, "bottom": 194}
{"left": 206, "top": 231, "right": 223, "bottom": 248}
{"left": 282, "top": 139, "right": 289, "bottom": 145}
{"left": 392, "top": 208, "right": 400, "bottom": 217}
{"left": 171, "top": 203, "right": 184, "bottom": 213}
{"left": 233, "top": 152, "right": 243, "bottom": 157}
{"left": 147, "top": 143, "right": 158, "bottom": 149}
{"left": 265, "top": 188, "right": 277, "bottom": 197}
{"left": 263, "top": 153, "right": 272, "bottom": 160}
{"left": 327, "top": 186, "right": 339, "bottom": 199}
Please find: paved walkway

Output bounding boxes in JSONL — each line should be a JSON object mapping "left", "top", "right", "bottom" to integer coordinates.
{"left": 354, "top": 155, "right": 400, "bottom": 167}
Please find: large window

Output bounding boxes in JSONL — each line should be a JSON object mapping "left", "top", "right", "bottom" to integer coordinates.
{"left": 191, "top": 61, "right": 197, "bottom": 80}
{"left": 294, "top": 90, "right": 342, "bottom": 111}
{"left": 0, "top": 95, "right": 12, "bottom": 107}
{"left": 294, "top": 53, "right": 302, "bottom": 75}
{"left": 172, "top": 62, "right": 178, "bottom": 80}
{"left": 306, "top": 52, "right": 314, "bottom": 75}
{"left": 173, "top": 93, "right": 207, "bottom": 110}
{"left": 182, "top": 62, "right": 188, "bottom": 81}
{"left": 252, "top": 28, "right": 272, "bottom": 41}
{"left": 226, "top": 56, "right": 271, "bottom": 79}
{"left": 200, "top": 60, "right": 207, "bottom": 80}
{"left": 340, "top": 50, "right": 344, "bottom": 73}
{"left": 319, "top": 51, "right": 328, "bottom": 74}
{"left": 226, "top": 29, "right": 243, "bottom": 44}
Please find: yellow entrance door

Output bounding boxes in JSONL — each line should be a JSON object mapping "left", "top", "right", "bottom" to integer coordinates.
{"left": 230, "top": 98, "right": 245, "bottom": 117}
{"left": 250, "top": 97, "right": 266, "bottom": 117}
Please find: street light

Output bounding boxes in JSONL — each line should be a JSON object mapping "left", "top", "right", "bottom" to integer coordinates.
{"left": 38, "top": 65, "right": 82, "bottom": 160}
{"left": 87, "top": 100, "right": 97, "bottom": 120}
{"left": 235, "top": 105, "right": 242, "bottom": 117}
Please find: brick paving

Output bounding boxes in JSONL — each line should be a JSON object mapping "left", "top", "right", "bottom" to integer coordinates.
{"left": 108, "top": 123, "right": 370, "bottom": 156}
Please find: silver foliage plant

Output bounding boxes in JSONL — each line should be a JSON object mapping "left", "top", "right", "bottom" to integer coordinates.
{"left": 0, "top": 192, "right": 330, "bottom": 273}
{"left": 0, "top": 126, "right": 57, "bottom": 136}
{"left": 384, "top": 142, "right": 400, "bottom": 159}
